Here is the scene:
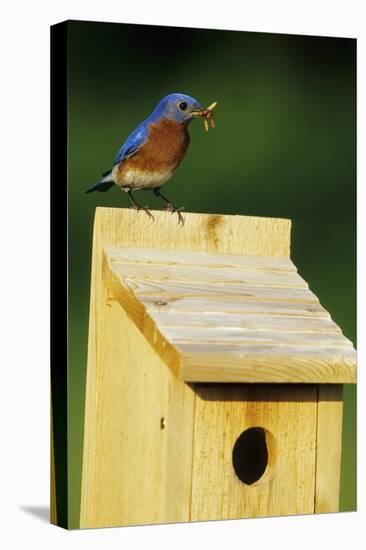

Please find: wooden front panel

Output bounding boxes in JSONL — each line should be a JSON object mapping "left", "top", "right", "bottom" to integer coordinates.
{"left": 190, "top": 384, "right": 318, "bottom": 521}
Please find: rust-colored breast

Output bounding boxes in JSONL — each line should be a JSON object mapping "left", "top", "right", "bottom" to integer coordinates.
{"left": 118, "top": 119, "right": 190, "bottom": 177}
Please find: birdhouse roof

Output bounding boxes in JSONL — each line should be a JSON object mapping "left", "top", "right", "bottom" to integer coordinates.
{"left": 104, "top": 244, "right": 356, "bottom": 384}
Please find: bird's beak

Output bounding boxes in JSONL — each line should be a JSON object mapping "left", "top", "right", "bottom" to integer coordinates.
{"left": 191, "top": 101, "right": 218, "bottom": 131}
{"left": 190, "top": 108, "right": 205, "bottom": 117}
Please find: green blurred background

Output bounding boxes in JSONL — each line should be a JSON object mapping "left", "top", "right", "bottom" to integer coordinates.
{"left": 67, "top": 21, "right": 356, "bottom": 528}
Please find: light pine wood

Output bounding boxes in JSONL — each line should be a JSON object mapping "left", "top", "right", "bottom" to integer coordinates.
{"left": 150, "top": 311, "right": 340, "bottom": 331}
{"left": 105, "top": 243, "right": 356, "bottom": 383}
{"left": 111, "top": 262, "right": 307, "bottom": 288}
{"left": 80, "top": 266, "right": 195, "bottom": 528}
{"left": 142, "top": 296, "right": 329, "bottom": 315}
{"left": 122, "top": 280, "right": 320, "bottom": 301}
{"left": 315, "top": 385, "right": 344, "bottom": 513}
{"left": 164, "top": 327, "right": 349, "bottom": 345}
{"left": 85, "top": 209, "right": 290, "bottom": 527}
{"left": 92, "top": 207, "right": 292, "bottom": 257}
{"left": 190, "top": 385, "right": 318, "bottom": 520}
{"left": 178, "top": 346, "right": 355, "bottom": 383}
{"left": 81, "top": 208, "right": 292, "bottom": 528}
{"left": 81, "top": 208, "right": 355, "bottom": 528}
{"left": 108, "top": 247, "right": 297, "bottom": 270}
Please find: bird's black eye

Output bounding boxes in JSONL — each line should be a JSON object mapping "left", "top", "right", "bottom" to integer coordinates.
{"left": 179, "top": 101, "right": 188, "bottom": 111}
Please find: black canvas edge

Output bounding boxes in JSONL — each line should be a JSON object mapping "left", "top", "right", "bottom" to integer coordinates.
{"left": 49, "top": 18, "right": 357, "bottom": 41}
{"left": 50, "top": 20, "right": 68, "bottom": 529}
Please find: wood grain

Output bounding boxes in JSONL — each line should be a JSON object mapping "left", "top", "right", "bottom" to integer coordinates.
{"left": 104, "top": 240, "right": 356, "bottom": 383}
{"left": 81, "top": 208, "right": 354, "bottom": 528}
{"left": 164, "top": 326, "right": 351, "bottom": 346}
{"left": 190, "top": 385, "right": 318, "bottom": 520}
{"left": 80, "top": 269, "right": 195, "bottom": 528}
{"left": 178, "top": 348, "right": 355, "bottom": 383}
{"left": 83, "top": 208, "right": 290, "bottom": 528}
{"left": 108, "top": 246, "right": 296, "bottom": 269}
{"left": 150, "top": 311, "right": 340, "bottom": 330}
{"left": 92, "top": 207, "right": 292, "bottom": 257}
{"left": 121, "top": 279, "right": 319, "bottom": 301}
{"left": 81, "top": 208, "right": 292, "bottom": 527}
{"left": 315, "top": 385, "right": 344, "bottom": 513}
{"left": 111, "top": 262, "right": 307, "bottom": 288}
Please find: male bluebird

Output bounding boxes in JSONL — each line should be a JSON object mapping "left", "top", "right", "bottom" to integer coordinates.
{"left": 86, "top": 93, "right": 216, "bottom": 223}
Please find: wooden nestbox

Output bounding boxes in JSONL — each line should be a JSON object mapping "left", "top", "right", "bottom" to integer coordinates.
{"left": 80, "top": 208, "right": 356, "bottom": 529}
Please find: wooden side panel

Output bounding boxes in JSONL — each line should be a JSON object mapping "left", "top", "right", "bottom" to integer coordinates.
{"left": 315, "top": 385, "right": 344, "bottom": 513}
{"left": 80, "top": 275, "right": 195, "bottom": 528}
{"left": 190, "top": 385, "right": 318, "bottom": 521}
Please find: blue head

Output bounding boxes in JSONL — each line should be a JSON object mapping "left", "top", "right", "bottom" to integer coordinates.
{"left": 149, "top": 93, "right": 204, "bottom": 124}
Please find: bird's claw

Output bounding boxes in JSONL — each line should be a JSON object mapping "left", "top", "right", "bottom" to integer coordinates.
{"left": 130, "top": 204, "right": 154, "bottom": 220}
{"left": 164, "top": 203, "right": 185, "bottom": 225}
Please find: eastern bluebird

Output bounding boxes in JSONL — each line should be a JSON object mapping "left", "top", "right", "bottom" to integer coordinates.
{"left": 86, "top": 93, "right": 217, "bottom": 223}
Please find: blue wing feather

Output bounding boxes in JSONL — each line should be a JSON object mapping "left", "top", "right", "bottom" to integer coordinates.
{"left": 113, "top": 121, "right": 149, "bottom": 166}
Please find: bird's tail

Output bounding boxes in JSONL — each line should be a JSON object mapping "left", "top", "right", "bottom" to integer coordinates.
{"left": 85, "top": 169, "right": 115, "bottom": 194}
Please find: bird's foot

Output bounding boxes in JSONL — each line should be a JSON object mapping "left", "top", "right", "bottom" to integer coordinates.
{"left": 130, "top": 203, "right": 154, "bottom": 220}
{"left": 164, "top": 203, "right": 185, "bottom": 226}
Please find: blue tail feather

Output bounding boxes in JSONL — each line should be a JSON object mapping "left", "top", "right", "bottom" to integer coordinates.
{"left": 85, "top": 170, "right": 114, "bottom": 194}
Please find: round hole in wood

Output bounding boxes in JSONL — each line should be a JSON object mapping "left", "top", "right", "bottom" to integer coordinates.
{"left": 232, "top": 427, "right": 275, "bottom": 485}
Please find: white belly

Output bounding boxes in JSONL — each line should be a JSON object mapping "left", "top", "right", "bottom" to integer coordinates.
{"left": 113, "top": 166, "right": 174, "bottom": 190}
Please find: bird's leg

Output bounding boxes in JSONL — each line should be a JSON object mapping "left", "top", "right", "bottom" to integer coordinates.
{"left": 153, "top": 187, "right": 185, "bottom": 225}
{"left": 127, "top": 190, "right": 154, "bottom": 220}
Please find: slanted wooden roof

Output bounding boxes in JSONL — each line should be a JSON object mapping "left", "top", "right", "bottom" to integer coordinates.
{"left": 105, "top": 245, "right": 356, "bottom": 383}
